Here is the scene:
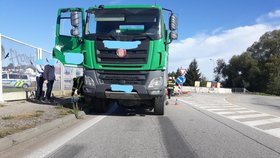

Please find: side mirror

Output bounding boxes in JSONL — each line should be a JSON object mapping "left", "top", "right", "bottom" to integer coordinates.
{"left": 71, "top": 11, "right": 80, "bottom": 37}
{"left": 169, "top": 14, "right": 177, "bottom": 31}
{"left": 71, "top": 11, "right": 79, "bottom": 27}
{"left": 71, "top": 28, "right": 80, "bottom": 37}
{"left": 169, "top": 31, "right": 178, "bottom": 40}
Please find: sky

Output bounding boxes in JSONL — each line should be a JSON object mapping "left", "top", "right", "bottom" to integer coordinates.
{"left": 1, "top": 0, "right": 280, "bottom": 80}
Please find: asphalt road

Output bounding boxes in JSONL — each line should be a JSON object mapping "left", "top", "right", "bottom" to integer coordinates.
{"left": 2, "top": 93, "right": 280, "bottom": 158}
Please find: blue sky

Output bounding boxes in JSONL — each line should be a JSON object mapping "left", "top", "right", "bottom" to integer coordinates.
{"left": 1, "top": 0, "right": 280, "bottom": 80}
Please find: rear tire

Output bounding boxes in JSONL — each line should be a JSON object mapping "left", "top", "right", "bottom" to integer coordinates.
{"left": 154, "top": 95, "right": 165, "bottom": 115}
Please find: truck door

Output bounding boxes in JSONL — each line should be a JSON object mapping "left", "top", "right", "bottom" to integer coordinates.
{"left": 53, "top": 8, "right": 85, "bottom": 66}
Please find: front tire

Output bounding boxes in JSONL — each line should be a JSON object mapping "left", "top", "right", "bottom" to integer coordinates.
{"left": 154, "top": 95, "right": 165, "bottom": 115}
{"left": 85, "top": 96, "right": 107, "bottom": 113}
{"left": 95, "top": 98, "right": 107, "bottom": 113}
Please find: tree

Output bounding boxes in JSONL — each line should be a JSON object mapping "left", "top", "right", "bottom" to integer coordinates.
{"left": 200, "top": 75, "right": 207, "bottom": 87}
{"left": 7, "top": 63, "right": 15, "bottom": 69}
{"left": 185, "top": 59, "right": 201, "bottom": 86}
{"left": 221, "top": 53, "right": 260, "bottom": 91}
{"left": 265, "top": 54, "right": 280, "bottom": 95}
{"left": 219, "top": 29, "right": 280, "bottom": 95}
{"left": 168, "top": 71, "right": 176, "bottom": 78}
{"left": 214, "top": 58, "right": 226, "bottom": 82}
{"left": 168, "top": 68, "right": 181, "bottom": 79}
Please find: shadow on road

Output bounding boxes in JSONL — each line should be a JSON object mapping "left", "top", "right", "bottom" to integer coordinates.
{"left": 26, "top": 97, "right": 159, "bottom": 117}
{"left": 84, "top": 101, "right": 156, "bottom": 117}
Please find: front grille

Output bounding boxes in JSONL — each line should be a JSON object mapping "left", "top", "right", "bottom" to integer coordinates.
{"left": 96, "top": 70, "right": 148, "bottom": 85}
{"left": 95, "top": 40, "right": 149, "bottom": 64}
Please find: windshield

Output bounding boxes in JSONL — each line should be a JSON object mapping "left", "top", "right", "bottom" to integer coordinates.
{"left": 85, "top": 8, "right": 161, "bottom": 40}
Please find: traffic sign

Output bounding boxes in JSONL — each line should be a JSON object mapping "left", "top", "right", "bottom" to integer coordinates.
{"left": 176, "top": 76, "right": 186, "bottom": 84}
{"left": 179, "top": 68, "right": 187, "bottom": 76}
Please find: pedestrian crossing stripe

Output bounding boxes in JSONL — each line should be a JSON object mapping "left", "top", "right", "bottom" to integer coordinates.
{"left": 178, "top": 98, "right": 280, "bottom": 139}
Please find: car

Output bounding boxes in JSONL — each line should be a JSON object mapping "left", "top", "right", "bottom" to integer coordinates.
{"left": 2, "top": 72, "right": 32, "bottom": 88}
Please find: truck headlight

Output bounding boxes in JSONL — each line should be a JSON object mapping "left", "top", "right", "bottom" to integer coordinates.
{"left": 148, "top": 77, "right": 163, "bottom": 89}
{"left": 84, "top": 75, "right": 95, "bottom": 86}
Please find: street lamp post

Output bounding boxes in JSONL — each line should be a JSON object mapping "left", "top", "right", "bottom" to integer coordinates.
{"left": 210, "top": 58, "right": 216, "bottom": 80}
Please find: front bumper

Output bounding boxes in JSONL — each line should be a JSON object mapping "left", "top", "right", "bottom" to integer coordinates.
{"left": 83, "top": 70, "right": 166, "bottom": 100}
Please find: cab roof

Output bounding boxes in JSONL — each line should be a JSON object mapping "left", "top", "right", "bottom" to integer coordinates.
{"left": 89, "top": 5, "right": 162, "bottom": 10}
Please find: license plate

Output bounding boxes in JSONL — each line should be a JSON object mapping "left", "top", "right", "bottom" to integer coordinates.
{"left": 111, "top": 84, "right": 133, "bottom": 93}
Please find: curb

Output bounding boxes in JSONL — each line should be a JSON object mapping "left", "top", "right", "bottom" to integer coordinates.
{"left": 0, "top": 111, "right": 86, "bottom": 152}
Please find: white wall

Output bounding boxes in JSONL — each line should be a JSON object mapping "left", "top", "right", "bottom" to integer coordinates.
{"left": 175, "top": 86, "right": 232, "bottom": 94}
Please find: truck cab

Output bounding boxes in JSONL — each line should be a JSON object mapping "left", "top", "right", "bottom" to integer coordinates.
{"left": 53, "top": 5, "right": 178, "bottom": 115}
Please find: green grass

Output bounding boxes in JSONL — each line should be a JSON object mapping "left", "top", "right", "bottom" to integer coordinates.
{"left": 2, "top": 115, "right": 14, "bottom": 120}
{"left": 3, "top": 88, "right": 25, "bottom": 93}
{"left": 0, "top": 125, "right": 35, "bottom": 138}
{"left": 0, "top": 104, "right": 6, "bottom": 108}
{"left": 35, "top": 110, "right": 45, "bottom": 113}
{"left": 55, "top": 105, "right": 64, "bottom": 109}
{"left": 1, "top": 111, "right": 44, "bottom": 120}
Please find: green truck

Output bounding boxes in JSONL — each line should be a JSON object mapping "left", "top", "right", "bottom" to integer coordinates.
{"left": 53, "top": 5, "right": 178, "bottom": 115}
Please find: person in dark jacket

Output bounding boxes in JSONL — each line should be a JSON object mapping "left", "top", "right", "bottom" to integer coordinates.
{"left": 31, "top": 59, "right": 45, "bottom": 100}
{"left": 71, "top": 76, "right": 84, "bottom": 103}
{"left": 167, "top": 77, "right": 175, "bottom": 99}
{"left": 43, "top": 59, "right": 56, "bottom": 103}
{"left": 71, "top": 76, "right": 84, "bottom": 97}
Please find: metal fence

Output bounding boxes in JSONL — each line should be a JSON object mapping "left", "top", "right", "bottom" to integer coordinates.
{"left": 0, "top": 34, "right": 83, "bottom": 101}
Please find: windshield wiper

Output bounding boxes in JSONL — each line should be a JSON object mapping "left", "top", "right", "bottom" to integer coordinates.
{"left": 131, "top": 33, "right": 153, "bottom": 40}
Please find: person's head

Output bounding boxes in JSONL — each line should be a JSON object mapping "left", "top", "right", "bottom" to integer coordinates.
{"left": 172, "top": 77, "right": 175, "bottom": 80}
{"left": 169, "top": 77, "right": 172, "bottom": 80}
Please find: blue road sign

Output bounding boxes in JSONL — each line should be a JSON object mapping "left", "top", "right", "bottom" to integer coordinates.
{"left": 176, "top": 76, "right": 186, "bottom": 84}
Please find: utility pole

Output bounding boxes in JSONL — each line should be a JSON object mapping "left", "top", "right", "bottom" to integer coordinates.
{"left": 210, "top": 58, "right": 216, "bottom": 80}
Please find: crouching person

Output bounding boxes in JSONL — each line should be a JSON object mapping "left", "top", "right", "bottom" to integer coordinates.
{"left": 71, "top": 76, "right": 84, "bottom": 103}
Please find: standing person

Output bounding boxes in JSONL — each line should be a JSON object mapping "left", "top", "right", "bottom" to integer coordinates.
{"left": 43, "top": 59, "right": 56, "bottom": 103}
{"left": 35, "top": 59, "right": 45, "bottom": 100}
{"left": 167, "top": 77, "right": 175, "bottom": 99}
{"left": 30, "top": 59, "right": 45, "bottom": 101}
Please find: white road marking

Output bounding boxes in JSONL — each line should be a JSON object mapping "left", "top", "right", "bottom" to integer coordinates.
{"left": 207, "top": 108, "right": 247, "bottom": 111}
{"left": 178, "top": 98, "right": 280, "bottom": 139}
{"left": 265, "top": 128, "right": 280, "bottom": 138}
{"left": 243, "top": 118, "right": 280, "bottom": 126}
{"left": 228, "top": 113, "right": 270, "bottom": 119}
{"left": 215, "top": 111, "right": 237, "bottom": 115}
{"left": 25, "top": 104, "right": 118, "bottom": 158}
{"left": 200, "top": 105, "right": 239, "bottom": 109}
{"left": 215, "top": 110, "right": 257, "bottom": 115}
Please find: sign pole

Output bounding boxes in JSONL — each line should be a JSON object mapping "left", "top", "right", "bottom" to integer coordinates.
{"left": 174, "top": 68, "right": 187, "bottom": 105}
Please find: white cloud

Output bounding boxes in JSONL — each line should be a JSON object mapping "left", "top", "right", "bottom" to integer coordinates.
{"left": 169, "top": 22, "right": 280, "bottom": 80}
{"left": 268, "top": 10, "right": 280, "bottom": 18}
{"left": 256, "top": 9, "right": 280, "bottom": 24}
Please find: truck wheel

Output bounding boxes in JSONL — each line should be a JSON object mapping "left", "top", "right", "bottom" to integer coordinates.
{"left": 84, "top": 96, "right": 107, "bottom": 113}
{"left": 154, "top": 95, "right": 165, "bottom": 115}
{"left": 84, "top": 95, "right": 92, "bottom": 107}
{"left": 95, "top": 99, "right": 107, "bottom": 113}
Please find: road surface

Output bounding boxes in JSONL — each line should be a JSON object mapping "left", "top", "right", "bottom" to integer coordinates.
{"left": 1, "top": 93, "right": 280, "bottom": 158}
